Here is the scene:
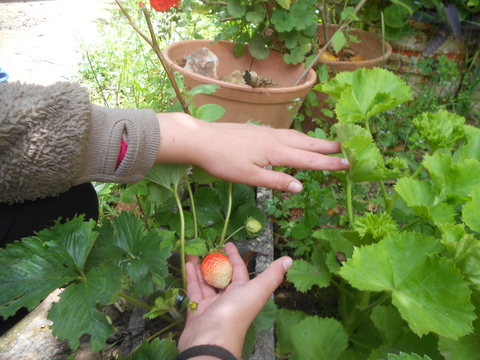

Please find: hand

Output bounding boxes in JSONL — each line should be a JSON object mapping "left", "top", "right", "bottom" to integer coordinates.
{"left": 156, "top": 113, "right": 349, "bottom": 193}
{"left": 177, "top": 242, "right": 293, "bottom": 359}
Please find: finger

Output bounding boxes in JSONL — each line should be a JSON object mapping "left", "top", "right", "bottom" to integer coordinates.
{"left": 224, "top": 242, "right": 249, "bottom": 284}
{"left": 244, "top": 256, "right": 293, "bottom": 306}
{"left": 274, "top": 129, "right": 343, "bottom": 154}
{"left": 185, "top": 261, "right": 204, "bottom": 303}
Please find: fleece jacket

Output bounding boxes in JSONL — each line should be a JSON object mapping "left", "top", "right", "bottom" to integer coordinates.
{"left": 0, "top": 82, "right": 159, "bottom": 204}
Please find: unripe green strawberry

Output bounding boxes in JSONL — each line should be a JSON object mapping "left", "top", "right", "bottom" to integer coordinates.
{"left": 246, "top": 218, "right": 262, "bottom": 235}
{"left": 200, "top": 252, "right": 233, "bottom": 289}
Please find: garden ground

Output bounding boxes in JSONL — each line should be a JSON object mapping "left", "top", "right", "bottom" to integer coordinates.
{"left": 0, "top": 0, "right": 112, "bottom": 85}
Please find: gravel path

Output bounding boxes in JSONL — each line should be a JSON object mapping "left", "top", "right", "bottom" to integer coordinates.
{"left": 0, "top": 0, "right": 112, "bottom": 85}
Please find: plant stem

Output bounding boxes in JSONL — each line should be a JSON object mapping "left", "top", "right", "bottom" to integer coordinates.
{"left": 115, "top": 0, "right": 190, "bottom": 114}
{"left": 346, "top": 179, "right": 354, "bottom": 226}
{"left": 173, "top": 187, "right": 187, "bottom": 289}
{"left": 218, "top": 182, "right": 233, "bottom": 248}
{"left": 184, "top": 174, "right": 198, "bottom": 239}
{"left": 224, "top": 225, "right": 245, "bottom": 243}
{"left": 379, "top": 181, "right": 392, "bottom": 214}
{"left": 117, "top": 291, "right": 152, "bottom": 311}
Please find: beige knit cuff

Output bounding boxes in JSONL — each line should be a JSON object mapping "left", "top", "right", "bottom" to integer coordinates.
{"left": 75, "top": 105, "right": 159, "bottom": 185}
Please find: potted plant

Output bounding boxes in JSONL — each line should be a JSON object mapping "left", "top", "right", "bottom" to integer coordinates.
{"left": 358, "top": 0, "right": 480, "bottom": 98}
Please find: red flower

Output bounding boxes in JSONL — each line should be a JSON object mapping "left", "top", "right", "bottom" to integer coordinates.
{"left": 150, "top": 0, "right": 180, "bottom": 11}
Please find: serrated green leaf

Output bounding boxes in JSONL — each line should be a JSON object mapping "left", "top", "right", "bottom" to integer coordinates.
{"left": 335, "top": 123, "right": 400, "bottom": 183}
{"left": 144, "top": 289, "right": 178, "bottom": 319}
{"left": 129, "top": 338, "right": 178, "bottom": 360}
{"left": 287, "top": 248, "right": 332, "bottom": 292}
{"left": 275, "top": 309, "right": 309, "bottom": 356}
{"left": 190, "top": 166, "right": 218, "bottom": 184}
{"left": 462, "top": 184, "right": 480, "bottom": 232}
{"left": 354, "top": 213, "right": 398, "bottom": 241}
{"left": 453, "top": 234, "right": 480, "bottom": 291}
{"left": 194, "top": 187, "right": 224, "bottom": 224}
{"left": 387, "top": 353, "right": 433, "bottom": 360}
{"left": 424, "top": 153, "right": 480, "bottom": 205}
{"left": 395, "top": 177, "right": 456, "bottom": 224}
{"left": 437, "top": 319, "right": 480, "bottom": 360}
{"left": 413, "top": 110, "right": 465, "bottom": 152}
{"left": 184, "top": 238, "right": 208, "bottom": 256}
{"left": 0, "top": 237, "right": 78, "bottom": 318}
{"left": 320, "top": 68, "right": 413, "bottom": 123}
{"left": 49, "top": 263, "right": 123, "bottom": 352}
{"left": 145, "top": 163, "right": 189, "bottom": 191}
{"left": 193, "top": 103, "right": 226, "bottom": 122}
{"left": 170, "top": 210, "right": 195, "bottom": 239}
{"left": 95, "top": 212, "right": 172, "bottom": 295}
{"left": 331, "top": 30, "right": 347, "bottom": 54}
{"left": 36, "top": 216, "right": 97, "bottom": 272}
{"left": 289, "top": 317, "right": 348, "bottom": 360}
{"left": 340, "top": 232, "right": 475, "bottom": 339}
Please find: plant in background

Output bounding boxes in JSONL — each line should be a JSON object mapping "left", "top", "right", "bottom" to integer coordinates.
{"left": 270, "top": 67, "right": 480, "bottom": 359}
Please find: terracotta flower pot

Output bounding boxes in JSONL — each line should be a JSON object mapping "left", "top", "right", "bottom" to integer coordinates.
{"left": 162, "top": 40, "right": 317, "bottom": 129}
{"left": 303, "top": 25, "right": 392, "bottom": 129}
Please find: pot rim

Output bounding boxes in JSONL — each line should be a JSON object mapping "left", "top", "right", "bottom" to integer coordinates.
{"left": 163, "top": 39, "right": 317, "bottom": 94}
{"left": 317, "top": 25, "right": 393, "bottom": 66}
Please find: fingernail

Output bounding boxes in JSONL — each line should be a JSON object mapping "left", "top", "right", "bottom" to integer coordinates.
{"left": 287, "top": 182, "right": 302, "bottom": 193}
{"left": 341, "top": 158, "right": 350, "bottom": 166}
{"left": 282, "top": 257, "right": 293, "bottom": 271}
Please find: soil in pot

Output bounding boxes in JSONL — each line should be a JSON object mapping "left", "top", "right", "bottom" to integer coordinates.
{"left": 162, "top": 40, "right": 317, "bottom": 129}
{"left": 301, "top": 25, "right": 392, "bottom": 131}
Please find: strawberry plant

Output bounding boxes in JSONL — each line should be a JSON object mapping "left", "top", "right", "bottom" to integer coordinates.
{"left": 273, "top": 68, "right": 480, "bottom": 359}
{"left": 0, "top": 83, "right": 269, "bottom": 358}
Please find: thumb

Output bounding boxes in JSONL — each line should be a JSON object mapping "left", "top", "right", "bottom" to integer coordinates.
{"left": 246, "top": 256, "right": 293, "bottom": 304}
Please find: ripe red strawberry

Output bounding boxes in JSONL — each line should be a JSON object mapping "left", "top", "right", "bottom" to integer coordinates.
{"left": 200, "top": 252, "right": 233, "bottom": 289}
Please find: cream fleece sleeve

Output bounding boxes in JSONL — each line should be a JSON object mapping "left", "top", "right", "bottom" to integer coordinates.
{"left": 75, "top": 105, "right": 159, "bottom": 185}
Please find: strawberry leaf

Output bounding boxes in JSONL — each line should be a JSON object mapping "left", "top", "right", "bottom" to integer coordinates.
{"left": 289, "top": 317, "right": 348, "bottom": 360}
{"left": 144, "top": 163, "right": 189, "bottom": 191}
{"left": 340, "top": 232, "right": 475, "bottom": 339}
{"left": 92, "top": 212, "right": 172, "bottom": 296}
{"left": 48, "top": 263, "right": 122, "bottom": 352}
{"left": 0, "top": 237, "right": 78, "bottom": 318}
{"left": 129, "top": 338, "right": 178, "bottom": 360}
{"left": 287, "top": 247, "right": 331, "bottom": 292}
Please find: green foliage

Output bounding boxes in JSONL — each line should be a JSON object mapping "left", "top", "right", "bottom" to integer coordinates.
{"left": 272, "top": 68, "right": 480, "bottom": 359}
{"left": 0, "top": 214, "right": 172, "bottom": 352}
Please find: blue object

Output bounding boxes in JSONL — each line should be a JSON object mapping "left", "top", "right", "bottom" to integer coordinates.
{"left": 0, "top": 67, "right": 9, "bottom": 83}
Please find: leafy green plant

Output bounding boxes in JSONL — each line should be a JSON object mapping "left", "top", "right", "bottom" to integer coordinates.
{"left": 0, "top": 165, "right": 268, "bottom": 358}
{"left": 272, "top": 68, "right": 480, "bottom": 359}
